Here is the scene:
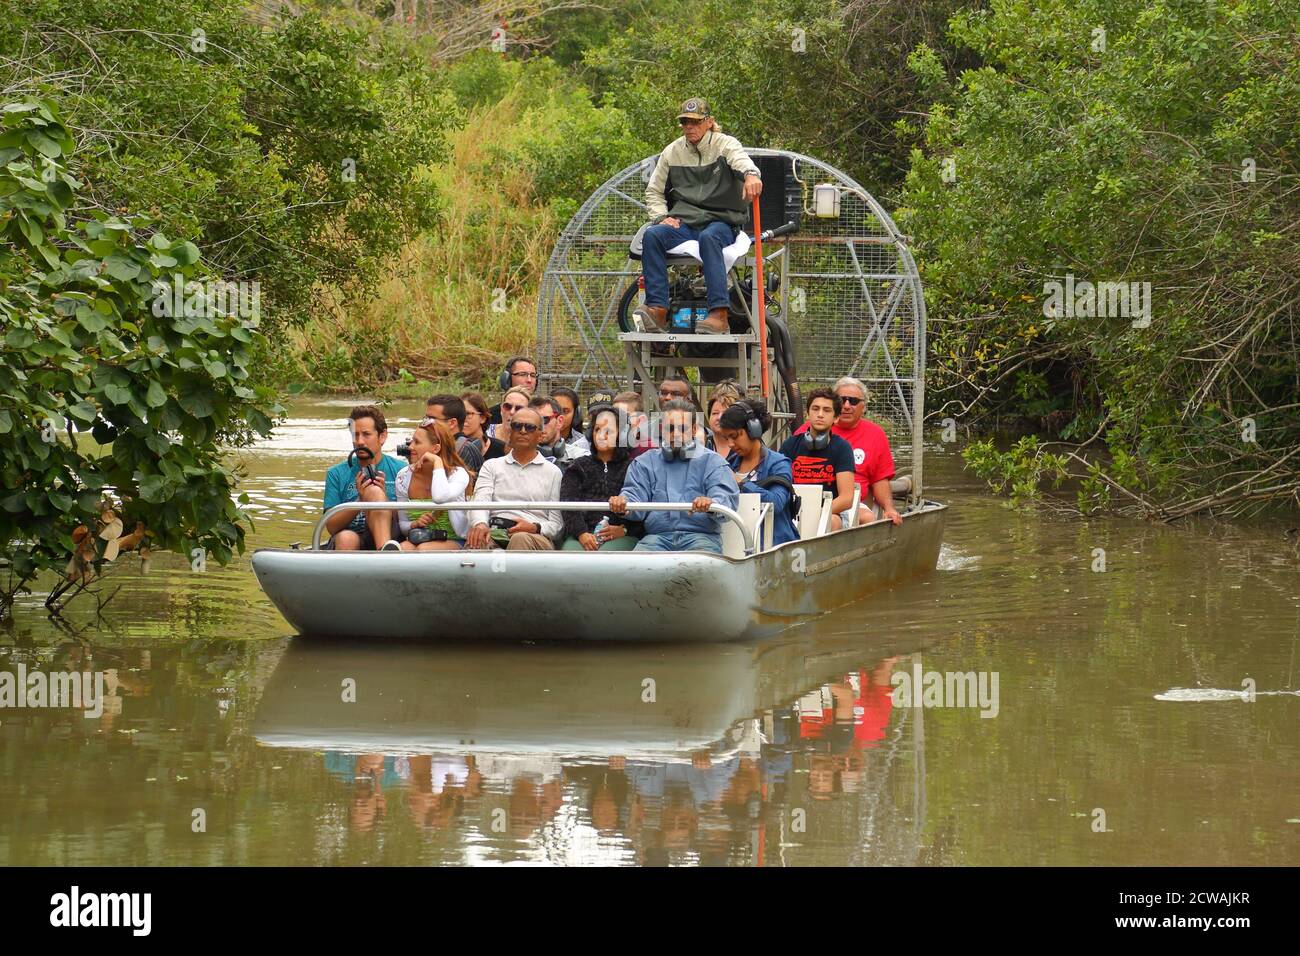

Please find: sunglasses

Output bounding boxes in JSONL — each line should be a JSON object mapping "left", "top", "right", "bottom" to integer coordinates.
{"left": 837, "top": 395, "right": 864, "bottom": 406}
{"left": 509, "top": 421, "right": 541, "bottom": 433}
{"left": 540, "top": 415, "right": 554, "bottom": 425}
{"left": 503, "top": 403, "right": 526, "bottom": 413}
{"left": 512, "top": 370, "right": 538, "bottom": 380}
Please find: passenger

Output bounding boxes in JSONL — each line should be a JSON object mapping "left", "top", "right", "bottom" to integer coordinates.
{"left": 322, "top": 405, "right": 405, "bottom": 551}
{"left": 559, "top": 405, "right": 641, "bottom": 551}
{"left": 550, "top": 387, "right": 591, "bottom": 457}
{"left": 613, "top": 390, "right": 655, "bottom": 459}
{"left": 396, "top": 419, "right": 471, "bottom": 551}
{"left": 487, "top": 386, "right": 531, "bottom": 444}
{"left": 530, "top": 395, "right": 584, "bottom": 470}
{"left": 609, "top": 399, "right": 738, "bottom": 553}
{"left": 657, "top": 372, "right": 694, "bottom": 411}
{"left": 778, "top": 387, "right": 858, "bottom": 530}
{"left": 465, "top": 407, "right": 562, "bottom": 551}
{"left": 793, "top": 376, "right": 901, "bottom": 525}
{"left": 488, "top": 356, "right": 538, "bottom": 424}
{"left": 718, "top": 399, "right": 798, "bottom": 546}
{"left": 460, "top": 391, "right": 507, "bottom": 461}
{"left": 704, "top": 381, "right": 742, "bottom": 456}
{"left": 424, "top": 393, "right": 484, "bottom": 474}
{"left": 634, "top": 98, "right": 763, "bottom": 335}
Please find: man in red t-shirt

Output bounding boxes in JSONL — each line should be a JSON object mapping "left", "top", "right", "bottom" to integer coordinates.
{"left": 794, "top": 376, "right": 902, "bottom": 525}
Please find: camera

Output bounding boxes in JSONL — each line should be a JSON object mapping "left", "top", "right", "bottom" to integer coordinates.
{"left": 406, "top": 528, "right": 449, "bottom": 545}
{"left": 395, "top": 440, "right": 411, "bottom": 459}
{"left": 489, "top": 516, "right": 516, "bottom": 531}
{"left": 362, "top": 464, "right": 378, "bottom": 482}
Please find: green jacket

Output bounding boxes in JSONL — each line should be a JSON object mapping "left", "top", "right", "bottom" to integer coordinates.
{"left": 645, "top": 130, "right": 761, "bottom": 229}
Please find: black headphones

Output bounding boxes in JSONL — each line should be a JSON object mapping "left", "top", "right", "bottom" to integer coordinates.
{"left": 734, "top": 401, "right": 764, "bottom": 440}
{"left": 660, "top": 439, "right": 699, "bottom": 461}
{"left": 498, "top": 358, "right": 535, "bottom": 391}
{"left": 804, "top": 429, "right": 831, "bottom": 450}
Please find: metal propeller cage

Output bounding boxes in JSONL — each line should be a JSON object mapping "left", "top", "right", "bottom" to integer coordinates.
{"left": 535, "top": 148, "right": 927, "bottom": 499}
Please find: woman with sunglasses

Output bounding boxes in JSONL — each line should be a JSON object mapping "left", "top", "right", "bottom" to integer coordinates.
{"left": 460, "top": 391, "right": 507, "bottom": 461}
{"left": 559, "top": 405, "right": 641, "bottom": 551}
{"left": 397, "top": 419, "right": 472, "bottom": 551}
{"left": 487, "top": 387, "right": 532, "bottom": 445}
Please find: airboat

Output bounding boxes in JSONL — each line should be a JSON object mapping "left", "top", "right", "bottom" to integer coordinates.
{"left": 252, "top": 148, "right": 946, "bottom": 641}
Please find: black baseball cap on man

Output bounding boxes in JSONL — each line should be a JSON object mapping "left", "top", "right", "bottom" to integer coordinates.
{"left": 677, "top": 98, "right": 711, "bottom": 121}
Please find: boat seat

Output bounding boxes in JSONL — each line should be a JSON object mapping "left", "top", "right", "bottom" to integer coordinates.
{"left": 721, "top": 492, "right": 765, "bottom": 558}
{"left": 890, "top": 475, "right": 912, "bottom": 497}
{"left": 843, "top": 486, "right": 862, "bottom": 528}
{"left": 794, "top": 485, "right": 833, "bottom": 540}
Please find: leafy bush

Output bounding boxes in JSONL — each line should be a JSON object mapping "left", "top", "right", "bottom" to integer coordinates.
{"left": 0, "top": 100, "right": 281, "bottom": 615}
{"left": 0, "top": 0, "right": 451, "bottom": 338}
{"left": 903, "top": 0, "right": 1299, "bottom": 518}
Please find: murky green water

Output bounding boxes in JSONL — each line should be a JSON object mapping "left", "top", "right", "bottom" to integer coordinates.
{"left": 2, "top": 397, "right": 1297, "bottom": 866}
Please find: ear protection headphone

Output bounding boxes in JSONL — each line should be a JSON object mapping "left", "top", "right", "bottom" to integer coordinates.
{"left": 734, "top": 401, "right": 764, "bottom": 440}
{"left": 498, "top": 358, "right": 539, "bottom": 391}
{"left": 804, "top": 429, "right": 831, "bottom": 450}
{"left": 660, "top": 439, "right": 698, "bottom": 461}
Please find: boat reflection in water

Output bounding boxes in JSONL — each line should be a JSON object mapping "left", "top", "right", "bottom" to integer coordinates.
{"left": 252, "top": 633, "right": 936, "bottom": 865}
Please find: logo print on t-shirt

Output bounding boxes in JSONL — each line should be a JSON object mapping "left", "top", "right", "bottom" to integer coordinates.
{"left": 853, "top": 448, "right": 865, "bottom": 466}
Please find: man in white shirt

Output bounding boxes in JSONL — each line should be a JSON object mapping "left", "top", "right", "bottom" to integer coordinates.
{"left": 465, "top": 407, "right": 562, "bottom": 551}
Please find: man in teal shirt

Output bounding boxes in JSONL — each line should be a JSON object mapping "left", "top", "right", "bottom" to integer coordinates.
{"left": 323, "top": 405, "right": 406, "bottom": 551}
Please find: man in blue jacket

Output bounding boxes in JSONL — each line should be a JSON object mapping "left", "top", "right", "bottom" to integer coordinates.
{"left": 609, "top": 400, "right": 738, "bottom": 553}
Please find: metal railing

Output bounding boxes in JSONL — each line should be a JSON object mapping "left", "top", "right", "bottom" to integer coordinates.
{"left": 311, "top": 500, "right": 754, "bottom": 554}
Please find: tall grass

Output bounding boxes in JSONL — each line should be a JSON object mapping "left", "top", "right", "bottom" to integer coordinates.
{"left": 285, "top": 90, "right": 557, "bottom": 389}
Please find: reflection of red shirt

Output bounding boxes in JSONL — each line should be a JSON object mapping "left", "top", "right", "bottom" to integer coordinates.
{"left": 799, "top": 706, "right": 834, "bottom": 739}
{"left": 852, "top": 672, "right": 894, "bottom": 748}
{"left": 795, "top": 419, "right": 895, "bottom": 499}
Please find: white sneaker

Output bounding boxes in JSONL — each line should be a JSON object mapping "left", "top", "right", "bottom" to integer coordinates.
{"left": 380, "top": 539, "right": 401, "bottom": 552}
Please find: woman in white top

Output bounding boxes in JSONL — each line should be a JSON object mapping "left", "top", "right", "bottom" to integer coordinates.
{"left": 397, "top": 419, "right": 472, "bottom": 551}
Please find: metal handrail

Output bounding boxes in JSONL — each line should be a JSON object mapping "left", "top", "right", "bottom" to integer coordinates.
{"left": 311, "top": 500, "right": 754, "bottom": 554}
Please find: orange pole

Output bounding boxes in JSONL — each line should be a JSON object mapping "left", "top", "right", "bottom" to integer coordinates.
{"left": 752, "top": 198, "right": 770, "bottom": 398}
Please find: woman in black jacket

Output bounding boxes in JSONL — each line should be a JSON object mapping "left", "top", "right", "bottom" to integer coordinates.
{"left": 560, "top": 405, "right": 642, "bottom": 551}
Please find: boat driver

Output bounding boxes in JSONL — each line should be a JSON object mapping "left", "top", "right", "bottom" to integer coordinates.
{"left": 633, "top": 97, "right": 763, "bottom": 336}
{"left": 609, "top": 400, "right": 738, "bottom": 553}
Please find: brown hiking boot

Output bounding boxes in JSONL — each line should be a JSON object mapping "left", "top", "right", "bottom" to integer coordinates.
{"left": 631, "top": 305, "right": 668, "bottom": 332}
{"left": 695, "top": 307, "right": 730, "bottom": 335}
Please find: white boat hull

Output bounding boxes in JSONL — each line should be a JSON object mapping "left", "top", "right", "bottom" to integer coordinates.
{"left": 252, "top": 501, "right": 946, "bottom": 642}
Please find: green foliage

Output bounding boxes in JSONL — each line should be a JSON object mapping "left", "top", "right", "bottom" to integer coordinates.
{"left": 963, "top": 437, "right": 1068, "bottom": 503}
{"left": 0, "top": 0, "right": 451, "bottom": 338}
{"left": 584, "top": 0, "right": 972, "bottom": 190}
{"left": 905, "top": 0, "right": 1300, "bottom": 516}
{"left": 0, "top": 100, "right": 282, "bottom": 599}
{"left": 284, "top": 53, "right": 651, "bottom": 389}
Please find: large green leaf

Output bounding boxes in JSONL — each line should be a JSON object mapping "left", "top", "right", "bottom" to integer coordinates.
{"left": 178, "top": 390, "right": 215, "bottom": 418}
{"left": 103, "top": 383, "right": 133, "bottom": 405}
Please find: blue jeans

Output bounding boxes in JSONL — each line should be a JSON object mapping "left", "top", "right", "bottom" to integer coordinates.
{"left": 634, "top": 531, "right": 723, "bottom": 554}
{"left": 642, "top": 220, "right": 736, "bottom": 311}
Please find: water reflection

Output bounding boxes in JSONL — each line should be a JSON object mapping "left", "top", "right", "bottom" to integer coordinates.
{"left": 248, "top": 636, "right": 931, "bottom": 865}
